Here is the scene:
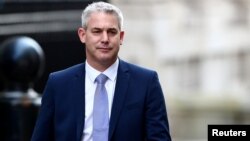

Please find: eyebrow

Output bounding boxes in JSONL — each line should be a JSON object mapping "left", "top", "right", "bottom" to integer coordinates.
{"left": 91, "top": 27, "right": 118, "bottom": 30}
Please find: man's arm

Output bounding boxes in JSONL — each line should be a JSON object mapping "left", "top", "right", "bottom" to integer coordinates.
{"left": 31, "top": 74, "right": 55, "bottom": 141}
{"left": 145, "top": 72, "right": 172, "bottom": 141}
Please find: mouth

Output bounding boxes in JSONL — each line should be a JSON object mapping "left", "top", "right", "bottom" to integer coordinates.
{"left": 97, "top": 47, "right": 112, "bottom": 52}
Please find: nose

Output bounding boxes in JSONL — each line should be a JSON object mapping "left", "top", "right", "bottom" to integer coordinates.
{"left": 101, "top": 31, "right": 109, "bottom": 43}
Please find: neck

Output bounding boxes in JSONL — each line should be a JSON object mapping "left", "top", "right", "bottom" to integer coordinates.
{"left": 86, "top": 58, "right": 117, "bottom": 72}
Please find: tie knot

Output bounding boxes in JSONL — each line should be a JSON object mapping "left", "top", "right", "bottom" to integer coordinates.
{"left": 95, "top": 74, "right": 108, "bottom": 84}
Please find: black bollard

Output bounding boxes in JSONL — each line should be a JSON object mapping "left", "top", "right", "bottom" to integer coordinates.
{"left": 0, "top": 36, "right": 45, "bottom": 141}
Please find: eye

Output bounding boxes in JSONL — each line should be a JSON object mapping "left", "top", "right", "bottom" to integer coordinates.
{"left": 91, "top": 28, "right": 102, "bottom": 34}
{"left": 108, "top": 29, "right": 118, "bottom": 35}
{"left": 92, "top": 30, "right": 101, "bottom": 33}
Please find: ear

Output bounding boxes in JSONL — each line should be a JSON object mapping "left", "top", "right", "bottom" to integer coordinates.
{"left": 119, "top": 31, "right": 125, "bottom": 45}
{"left": 78, "top": 27, "right": 86, "bottom": 43}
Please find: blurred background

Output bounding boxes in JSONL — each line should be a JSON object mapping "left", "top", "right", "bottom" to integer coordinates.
{"left": 1, "top": 0, "right": 250, "bottom": 141}
{"left": 0, "top": 0, "right": 87, "bottom": 93}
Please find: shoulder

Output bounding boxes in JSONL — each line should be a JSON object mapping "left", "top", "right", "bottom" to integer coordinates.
{"left": 119, "top": 60, "right": 163, "bottom": 92}
{"left": 49, "top": 63, "right": 85, "bottom": 80}
{"left": 119, "top": 59, "right": 156, "bottom": 75}
{"left": 119, "top": 60, "right": 158, "bottom": 79}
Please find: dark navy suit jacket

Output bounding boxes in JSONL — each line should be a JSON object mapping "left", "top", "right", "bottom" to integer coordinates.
{"left": 31, "top": 59, "right": 171, "bottom": 141}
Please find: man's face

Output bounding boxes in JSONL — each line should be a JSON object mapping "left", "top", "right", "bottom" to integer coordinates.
{"left": 78, "top": 12, "right": 124, "bottom": 69}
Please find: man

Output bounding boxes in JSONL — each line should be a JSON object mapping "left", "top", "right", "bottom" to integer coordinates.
{"left": 31, "top": 1, "right": 172, "bottom": 141}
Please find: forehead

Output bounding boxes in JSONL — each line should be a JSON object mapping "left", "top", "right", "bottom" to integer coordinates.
{"left": 87, "top": 12, "right": 119, "bottom": 29}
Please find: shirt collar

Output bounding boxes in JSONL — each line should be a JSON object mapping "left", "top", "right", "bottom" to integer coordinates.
{"left": 85, "top": 59, "right": 119, "bottom": 83}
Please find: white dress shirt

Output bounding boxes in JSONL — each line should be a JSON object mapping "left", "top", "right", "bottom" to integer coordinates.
{"left": 82, "top": 59, "right": 119, "bottom": 141}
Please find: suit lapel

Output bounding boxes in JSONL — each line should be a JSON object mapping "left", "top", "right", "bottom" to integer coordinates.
{"left": 109, "top": 60, "right": 130, "bottom": 140}
{"left": 71, "top": 64, "right": 85, "bottom": 141}
{"left": 69, "top": 61, "right": 130, "bottom": 141}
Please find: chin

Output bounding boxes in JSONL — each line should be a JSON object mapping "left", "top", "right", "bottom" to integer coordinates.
{"left": 99, "top": 57, "right": 116, "bottom": 64}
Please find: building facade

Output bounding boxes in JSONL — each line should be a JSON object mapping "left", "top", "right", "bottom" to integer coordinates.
{"left": 112, "top": 0, "right": 250, "bottom": 140}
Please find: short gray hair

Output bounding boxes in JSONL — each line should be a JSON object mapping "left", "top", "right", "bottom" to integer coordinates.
{"left": 81, "top": 2, "right": 124, "bottom": 30}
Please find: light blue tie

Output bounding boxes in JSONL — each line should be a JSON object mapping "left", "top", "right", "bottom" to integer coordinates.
{"left": 93, "top": 74, "right": 109, "bottom": 141}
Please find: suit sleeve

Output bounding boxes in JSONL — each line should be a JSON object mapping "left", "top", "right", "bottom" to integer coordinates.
{"left": 31, "top": 74, "right": 55, "bottom": 141}
{"left": 145, "top": 72, "right": 172, "bottom": 141}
